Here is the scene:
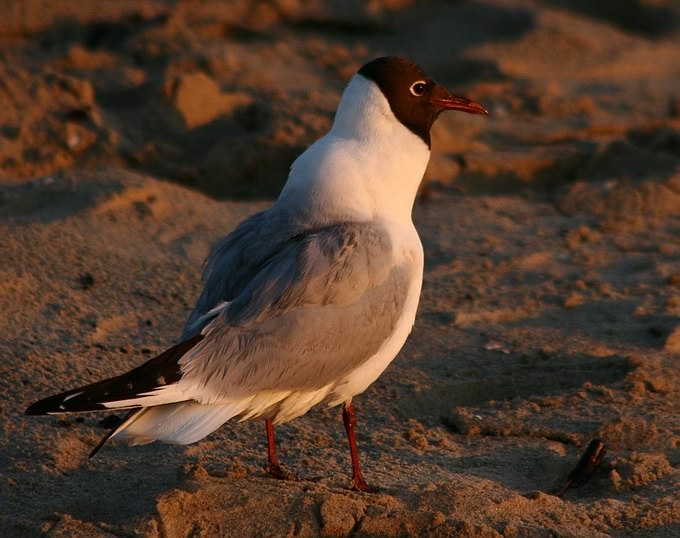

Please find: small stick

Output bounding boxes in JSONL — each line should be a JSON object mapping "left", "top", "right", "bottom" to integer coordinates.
{"left": 133, "top": 290, "right": 162, "bottom": 304}
{"left": 556, "top": 438, "right": 607, "bottom": 497}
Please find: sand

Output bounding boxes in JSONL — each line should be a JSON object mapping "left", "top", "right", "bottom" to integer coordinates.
{"left": 1, "top": 0, "right": 679, "bottom": 536}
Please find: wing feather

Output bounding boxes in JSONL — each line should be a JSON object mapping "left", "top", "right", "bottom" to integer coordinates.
{"left": 25, "top": 335, "right": 204, "bottom": 414}
{"left": 177, "top": 222, "right": 414, "bottom": 402}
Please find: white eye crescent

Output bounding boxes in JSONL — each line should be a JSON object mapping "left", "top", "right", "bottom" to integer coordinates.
{"left": 409, "top": 81, "right": 428, "bottom": 96}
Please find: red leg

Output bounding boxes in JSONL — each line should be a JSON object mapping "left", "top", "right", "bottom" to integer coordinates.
{"left": 265, "top": 419, "right": 294, "bottom": 480}
{"left": 342, "top": 402, "right": 376, "bottom": 493}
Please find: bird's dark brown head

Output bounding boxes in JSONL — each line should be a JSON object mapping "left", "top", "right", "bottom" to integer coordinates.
{"left": 358, "top": 57, "right": 488, "bottom": 147}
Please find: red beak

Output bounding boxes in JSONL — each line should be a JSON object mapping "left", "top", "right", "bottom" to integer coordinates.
{"left": 431, "top": 95, "right": 488, "bottom": 115}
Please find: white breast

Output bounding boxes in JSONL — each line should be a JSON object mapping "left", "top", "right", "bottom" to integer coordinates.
{"left": 279, "top": 74, "right": 431, "bottom": 225}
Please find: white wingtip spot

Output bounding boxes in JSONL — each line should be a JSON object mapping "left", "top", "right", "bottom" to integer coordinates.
{"left": 62, "top": 391, "right": 85, "bottom": 402}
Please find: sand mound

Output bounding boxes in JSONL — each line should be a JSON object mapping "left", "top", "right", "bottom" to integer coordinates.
{"left": 557, "top": 128, "right": 680, "bottom": 227}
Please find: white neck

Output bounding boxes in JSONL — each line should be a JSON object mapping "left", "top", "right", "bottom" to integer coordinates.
{"left": 277, "top": 75, "right": 431, "bottom": 225}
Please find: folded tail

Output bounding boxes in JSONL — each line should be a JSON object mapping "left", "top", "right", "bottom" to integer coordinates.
{"left": 89, "top": 401, "right": 244, "bottom": 458}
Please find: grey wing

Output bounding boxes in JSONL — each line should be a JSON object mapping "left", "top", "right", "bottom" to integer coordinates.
{"left": 178, "top": 222, "right": 415, "bottom": 401}
{"left": 182, "top": 209, "right": 280, "bottom": 340}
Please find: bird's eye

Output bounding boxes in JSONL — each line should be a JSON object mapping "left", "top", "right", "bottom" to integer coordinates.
{"left": 409, "top": 81, "right": 428, "bottom": 96}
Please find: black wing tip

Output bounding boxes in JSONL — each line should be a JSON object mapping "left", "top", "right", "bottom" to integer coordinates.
{"left": 25, "top": 393, "right": 108, "bottom": 415}
{"left": 24, "top": 335, "right": 204, "bottom": 417}
{"left": 25, "top": 398, "right": 57, "bottom": 415}
{"left": 25, "top": 402, "right": 46, "bottom": 416}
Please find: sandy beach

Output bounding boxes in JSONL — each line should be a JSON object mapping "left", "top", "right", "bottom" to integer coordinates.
{"left": 1, "top": 1, "right": 679, "bottom": 536}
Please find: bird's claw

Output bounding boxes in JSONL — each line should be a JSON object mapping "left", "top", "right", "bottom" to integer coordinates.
{"left": 349, "top": 476, "right": 378, "bottom": 493}
{"left": 265, "top": 463, "right": 297, "bottom": 481}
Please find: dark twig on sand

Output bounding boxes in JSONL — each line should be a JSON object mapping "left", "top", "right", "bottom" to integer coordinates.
{"left": 556, "top": 438, "right": 607, "bottom": 497}
{"left": 133, "top": 290, "right": 162, "bottom": 304}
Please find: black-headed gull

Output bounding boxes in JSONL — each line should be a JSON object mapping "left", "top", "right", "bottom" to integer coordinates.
{"left": 26, "top": 57, "right": 487, "bottom": 492}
